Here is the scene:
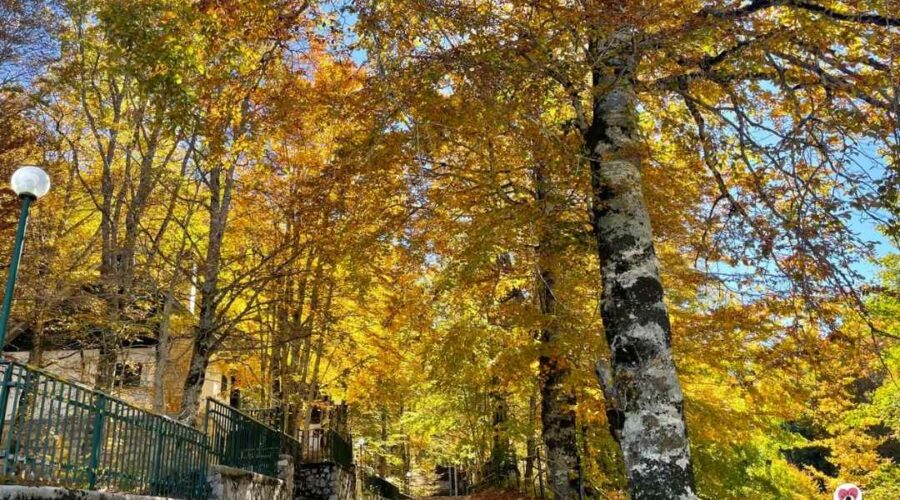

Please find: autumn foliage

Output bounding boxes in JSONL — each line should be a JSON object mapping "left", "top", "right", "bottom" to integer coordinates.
{"left": 1, "top": 0, "right": 899, "bottom": 498}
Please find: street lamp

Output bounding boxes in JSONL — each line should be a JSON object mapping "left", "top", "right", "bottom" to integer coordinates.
{"left": 0, "top": 166, "right": 51, "bottom": 347}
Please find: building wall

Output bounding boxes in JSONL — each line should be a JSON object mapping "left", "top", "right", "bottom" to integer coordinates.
{"left": 5, "top": 340, "right": 225, "bottom": 414}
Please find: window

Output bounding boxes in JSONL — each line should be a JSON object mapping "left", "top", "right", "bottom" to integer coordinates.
{"left": 114, "top": 362, "right": 143, "bottom": 387}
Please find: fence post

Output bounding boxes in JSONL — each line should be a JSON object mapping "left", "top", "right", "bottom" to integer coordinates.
{"left": 0, "top": 364, "right": 13, "bottom": 444}
{"left": 0, "top": 363, "right": 13, "bottom": 475}
{"left": 203, "top": 398, "right": 210, "bottom": 433}
{"left": 328, "top": 429, "right": 335, "bottom": 465}
{"left": 88, "top": 393, "right": 107, "bottom": 489}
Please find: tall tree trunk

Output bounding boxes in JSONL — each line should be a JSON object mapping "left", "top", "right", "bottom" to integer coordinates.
{"left": 524, "top": 391, "right": 536, "bottom": 480}
{"left": 28, "top": 314, "right": 46, "bottom": 368}
{"left": 93, "top": 109, "right": 122, "bottom": 391}
{"left": 585, "top": 38, "right": 696, "bottom": 499}
{"left": 533, "top": 164, "right": 582, "bottom": 499}
{"left": 153, "top": 290, "right": 174, "bottom": 412}
{"left": 487, "top": 382, "right": 514, "bottom": 481}
{"left": 152, "top": 201, "right": 195, "bottom": 413}
{"left": 378, "top": 407, "right": 389, "bottom": 477}
{"left": 296, "top": 259, "right": 323, "bottom": 419}
{"left": 302, "top": 278, "right": 333, "bottom": 431}
{"left": 180, "top": 317, "right": 214, "bottom": 424}
{"left": 179, "top": 160, "right": 234, "bottom": 423}
{"left": 285, "top": 248, "right": 313, "bottom": 434}
{"left": 271, "top": 276, "right": 286, "bottom": 423}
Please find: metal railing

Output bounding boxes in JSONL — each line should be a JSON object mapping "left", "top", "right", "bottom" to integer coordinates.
{"left": 285, "top": 428, "right": 353, "bottom": 469}
{"left": 0, "top": 360, "right": 209, "bottom": 499}
{"left": 205, "top": 400, "right": 356, "bottom": 475}
{"left": 467, "top": 446, "right": 553, "bottom": 499}
{"left": 363, "top": 472, "right": 403, "bottom": 499}
{"left": 240, "top": 405, "right": 354, "bottom": 470}
{"left": 0, "top": 360, "right": 357, "bottom": 499}
{"left": 243, "top": 407, "right": 283, "bottom": 430}
{"left": 204, "top": 398, "right": 283, "bottom": 477}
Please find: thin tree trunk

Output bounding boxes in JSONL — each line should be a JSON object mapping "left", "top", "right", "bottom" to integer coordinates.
{"left": 533, "top": 164, "right": 581, "bottom": 499}
{"left": 91, "top": 77, "right": 126, "bottom": 391}
{"left": 153, "top": 290, "right": 173, "bottom": 413}
{"left": 271, "top": 275, "right": 286, "bottom": 420}
{"left": 151, "top": 191, "right": 195, "bottom": 413}
{"left": 585, "top": 37, "right": 696, "bottom": 499}
{"left": 296, "top": 259, "right": 323, "bottom": 415}
{"left": 378, "top": 408, "right": 388, "bottom": 477}
{"left": 286, "top": 249, "right": 313, "bottom": 434}
{"left": 303, "top": 334, "right": 325, "bottom": 429}
{"left": 28, "top": 314, "right": 46, "bottom": 368}
{"left": 302, "top": 279, "right": 333, "bottom": 431}
{"left": 525, "top": 391, "right": 536, "bottom": 480}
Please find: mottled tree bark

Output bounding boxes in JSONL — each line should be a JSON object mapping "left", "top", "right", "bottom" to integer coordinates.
{"left": 585, "top": 39, "right": 696, "bottom": 499}
{"left": 270, "top": 274, "right": 288, "bottom": 427}
{"left": 533, "top": 164, "right": 582, "bottom": 499}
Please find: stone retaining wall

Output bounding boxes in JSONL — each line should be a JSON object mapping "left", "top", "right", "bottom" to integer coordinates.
{"left": 0, "top": 486, "right": 171, "bottom": 500}
{"left": 0, "top": 454, "right": 358, "bottom": 500}
{"left": 207, "top": 459, "right": 292, "bottom": 500}
{"left": 293, "top": 463, "right": 355, "bottom": 500}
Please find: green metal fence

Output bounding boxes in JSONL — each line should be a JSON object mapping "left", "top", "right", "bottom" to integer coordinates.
{"left": 204, "top": 398, "right": 283, "bottom": 477}
{"left": 243, "top": 407, "right": 283, "bottom": 430}
{"left": 205, "top": 400, "right": 355, "bottom": 476}
{"left": 0, "top": 360, "right": 209, "bottom": 499}
{"left": 363, "top": 473, "right": 404, "bottom": 499}
{"left": 0, "top": 360, "right": 357, "bottom": 498}
{"left": 241, "top": 406, "right": 354, "bottom": 470}
{"left": 285, "top": 428, "right": 353, "bottom": 469}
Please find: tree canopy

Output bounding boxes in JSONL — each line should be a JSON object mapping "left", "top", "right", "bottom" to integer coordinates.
{"left": 1, "top": 0, "right": 898, "bottom": 498}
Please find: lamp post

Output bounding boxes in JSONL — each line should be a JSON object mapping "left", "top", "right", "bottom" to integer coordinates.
{"left": 0, "top": 166, "right": 51, "bottom": 348}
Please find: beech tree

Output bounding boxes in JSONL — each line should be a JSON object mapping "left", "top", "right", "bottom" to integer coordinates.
{"left": 352, "top": 0, "right": 898, "bottom": 497}
{"left": 3, "top": 0, "right": 898, "bottom": 498}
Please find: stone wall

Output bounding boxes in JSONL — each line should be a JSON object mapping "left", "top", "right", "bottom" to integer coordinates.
{"left": 5, "top": 343, "right": 226, "bottom": 414}
{"left": 207, "top": 463, "right": 290, "bottom": 500}
{"left": 0, "top": 486, "right": 171, "bottom": 500}
{"left": 278, "top": 454, "right": 294, "bottom": 496}
{"left": 294, "top": 464, "right": 355, "bottom": 500}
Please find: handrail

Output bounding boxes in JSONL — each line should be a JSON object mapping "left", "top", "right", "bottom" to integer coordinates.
{"left": 0, "top": 360, "right": 358, "bottom": 499}
{"left": 204, "top": 399, "right": 355, "bottom": 475}
{"left": 0, "top": 360, "right": 210, "bottom": 499}
{"left": 204, "top": 398, "right": 284, "bottom": 476}
{"left": 288, "top": 427, "right": 353, "bottom": 469}
{"left": 363, "top": 472, "right": 404, "bottom": 499}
